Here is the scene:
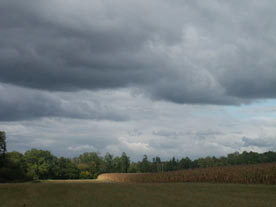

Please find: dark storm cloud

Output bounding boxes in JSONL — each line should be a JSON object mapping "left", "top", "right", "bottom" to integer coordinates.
{"left": 0, "top": 83, "right": 127, "bottom": 121}
{"left": 1, "top": 0, "right": 276, "bottom": 107}
{"left": 0, "top": 0, "right": 166, "bottom": 91}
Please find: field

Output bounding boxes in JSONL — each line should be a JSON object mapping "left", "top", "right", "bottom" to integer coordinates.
{"left": 0, "top": 181, "right": 276, "bottom": 207}
{"left": 1, "top": 163, "right": 276, "bottom": 207}
{"left": 98, "top": 163, "right": 276, "bottom": 184}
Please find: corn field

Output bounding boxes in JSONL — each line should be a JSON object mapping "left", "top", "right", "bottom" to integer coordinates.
{"left": 98, "top": 163, "right": 276, "bottom": 184}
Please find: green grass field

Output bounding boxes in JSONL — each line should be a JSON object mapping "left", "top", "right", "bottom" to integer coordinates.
{"left": 0, "top": 181, "right": 276, "bottom": 207}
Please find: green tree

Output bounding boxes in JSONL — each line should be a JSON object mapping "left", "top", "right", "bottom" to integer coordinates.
{"left": 54, "top": 157, "right": 80, "bottom": 179}
{"left": 78, "top": 162, "right": 93, "bottom": 179}
{"left": 112, "top": 156, "right": 122, "bottom": 172}
{"left": 179, "top": 157, "right": 192, "bottom": 169}
{"left": 152, "top": 156, "right": 162, "bottom": 172}
{"left": 104, "top": 152, "right": 113, "bottom": 173}
{"left": 139, "top": 155, "right": 150, "bottom": 172}
{"left": 0, "top": 151, "right": 32, "bottom": 182}
{"left": 0, "top": 131, "right": 7, "bottom": 167}
{"left": 227, "top": 152, "right": 240, "bottom": 165}
{"left": 128, "top": 162, "right": 138, "bottom": 173}
{"left": 24, "top": 149, "right": 57, "bottom": 180}
{"left": 78, "top": 152, "right": 105, "bottom": 178}
{"left": 120, "top": 152, "right": 130, "bottom": 173}
{"left": 196, "top": 156, "right": 216, "bottom": 168}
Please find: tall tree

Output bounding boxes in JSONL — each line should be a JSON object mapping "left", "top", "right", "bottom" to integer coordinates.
{"left": 179, "top": 157, "right": 192, "bottom": 169}
{"left": 0, "top": 131, "right": 7, "bottom": 167}
{"left": 78, "top": 152, "right": 104, "bottom": 178}
{"left": 54, "top": 157, "right": 80, "bottom": 179}
{"left": 104, "top": 152, "right": 113, "bottom": 173}
{"left": 139, "top": 155, "right": 150, "bottom": 172}
{"left": 152, "top": 156, "right": 161, "bottom": 172}
{"left": 120, "top": 152, "right": 130, "bottom": 173}
{"left": 24, "top": 149, "right": 57, "bottom": 179}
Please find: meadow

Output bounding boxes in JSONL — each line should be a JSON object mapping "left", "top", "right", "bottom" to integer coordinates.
{"left": 0, "top": 181, "right": 276, "bottom": 207}
{"left": 1, "top": 163, "right": 275, "bottom": 207}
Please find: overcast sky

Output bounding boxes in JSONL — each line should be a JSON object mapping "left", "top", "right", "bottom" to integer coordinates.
{"left": 1, "top": 0, "right": 276, "bottom": 160}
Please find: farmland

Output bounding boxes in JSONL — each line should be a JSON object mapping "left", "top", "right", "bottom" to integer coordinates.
{"left": 1, "top": 181, "right": 276, "bottom": 207}
{"left": 1, "top": 163, "right": 276, "bottom": 207}
{"left": 98, "top": 163, "right": 276, "bottom": 184}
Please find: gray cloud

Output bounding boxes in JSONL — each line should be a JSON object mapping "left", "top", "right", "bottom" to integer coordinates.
{"left": 2, "top": 90, "right": 276, "bottom": 160}
{"left": 242, "top": 137, "right": 276, "bottom": 148}
{"left": 152, "top": 130, "right": 182, "bottom": 138}
{"left": 1, "top": 0, "right": 276, "bottom": 106}
{"left": 1, "top": 0, "right": 276, "bottom": 160}
{"left": 0, "top": 83, "right": 127, "bottom": 121}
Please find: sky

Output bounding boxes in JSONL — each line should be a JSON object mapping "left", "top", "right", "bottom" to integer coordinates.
{"left": 1, "top": 0, "right": 276, "bottom": 161}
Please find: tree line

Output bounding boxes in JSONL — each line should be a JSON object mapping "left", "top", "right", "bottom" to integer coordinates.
{"left": 1, "top": 131, "right": 276, "bottom": 182}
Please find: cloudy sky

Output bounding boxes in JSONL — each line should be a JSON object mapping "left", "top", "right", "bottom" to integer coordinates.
{"left": 1, "top": 0, "right": 276, "bottom": 160}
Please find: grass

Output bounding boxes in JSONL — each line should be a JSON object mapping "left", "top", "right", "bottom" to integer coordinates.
{"left": 0, "top": 181, "right": 276, "bottom": 207}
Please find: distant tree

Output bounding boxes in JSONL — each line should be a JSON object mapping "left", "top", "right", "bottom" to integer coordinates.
{"left": 78, "top": 152, "right": 103, "bottom": 178}
{"left": 24, "top": 149, "right": 57, "bottom": 180}
{"left": 178, "top": 157, "right": 192, "bottom": 169}
{"left": 216, "top": 156, "right": 228, "bottom": 166}
{"left": 139, "top": 155, "right": 150, "bottom": 172}
{"left": 171, "top": 157, "right": 178, "bottom": 171}
{"left": 152, "top": 156, "right": 162, "bottom": 172}
{"left": 262, "top": 151, "right": 276, "bottom": 163}
{"left": 128, "top": 162, "right": 138, "bottom": 173}
{"left": 163, "top": 157, "right": 176, "bottom": 171}
{"left": 120, "top": 152, "right": 130, "bottom": 173}
{"left": 0, "top": 151, "right": 32, "bottom": 182}
{"left": 104, "top": 152, "right": 113, "bottom": 173}
{"left": 54, "top": 157, "right": 80, "bottom": 179}
{"left": 112, "top": 156, "right": 122, "bottom": 173}
{"left": 227, "top": 151, "right": 240, "bottom": 165}
{"left": 78, "top": 162, "right": 93, "bottom": 179}
{"left": 0, "top": 131, "right": 7, "bottom": 167}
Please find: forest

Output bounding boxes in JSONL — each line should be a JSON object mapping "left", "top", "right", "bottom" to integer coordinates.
{"left": 1, "top": 131, "right": 276, "bottom": 182}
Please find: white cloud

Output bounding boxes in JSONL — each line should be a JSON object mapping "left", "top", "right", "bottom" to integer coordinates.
{"left": 68, "top": 145, "right": 97, "bottom": 152}
{"left": 1, "top": 89, "right": 276, "bottom": 160}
